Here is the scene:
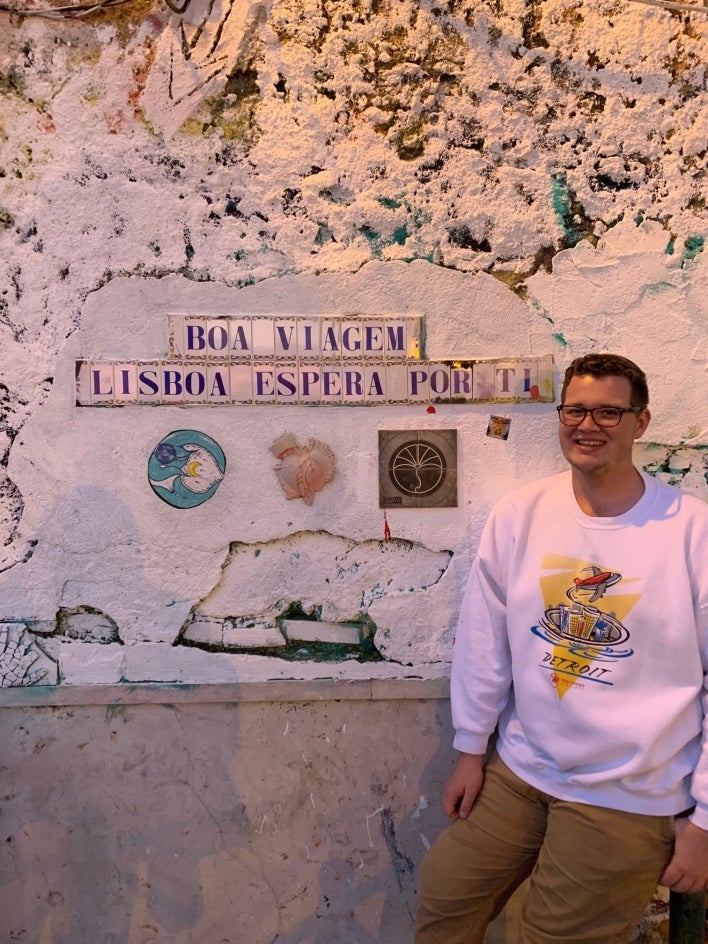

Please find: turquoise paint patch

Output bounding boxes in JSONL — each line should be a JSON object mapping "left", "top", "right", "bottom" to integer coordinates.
{"left": 683, "top": 236, "right": 705, "bottom": 262}
{"left": 531, "top": 301, "right": 554, "bottom": 324}
{"left": 360, "top": 226, "right": 383, "bottom": 258}
{"left": 105, "top": 704, "right": 129, "bottom": 723}
{"left": 665, "top": 238, "right": 675, "bottom": 255}
{"left": 378, "top": 196, "right": 402, "bottom": 209}
{"left": 642, "top": 282, "right": 674, "bottom": 298}
{"left": 314, "top": 223, "right": 334, "bottom": 246}
{"left": 552, "top": 332, "right": 568, "bottom": 346}
{"left": 392, "top": 225, "right": 409, "bottom": 246}
{"left": 402, "top": 251, "right": 435, "bottom": 263}
{"left": 550, "top": 175, "right": 581, "bottom": 247}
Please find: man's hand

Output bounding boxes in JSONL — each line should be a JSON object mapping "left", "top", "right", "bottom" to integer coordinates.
{"left": 660, "top": 819, "right": 708, "bottom": 893}
{"left": 442, "top": 753, "right": 485, "bottom": 820}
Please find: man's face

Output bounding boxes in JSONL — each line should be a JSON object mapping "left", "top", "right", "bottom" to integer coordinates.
{"left": 558, "top": 374, "right": 651, "bottom": 478}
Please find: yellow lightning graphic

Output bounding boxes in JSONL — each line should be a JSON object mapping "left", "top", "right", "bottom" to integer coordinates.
{"left": 539, "top": 553, "right": 641, "bottom": 699}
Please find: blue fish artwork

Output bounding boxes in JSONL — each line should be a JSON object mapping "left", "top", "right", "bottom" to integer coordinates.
{"left": 148, "top": 429, "right": 226, "bottom": 509}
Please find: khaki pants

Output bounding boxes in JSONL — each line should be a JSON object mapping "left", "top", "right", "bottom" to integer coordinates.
{"left": 414, "top": 753, "right": 675, "bottom": 944}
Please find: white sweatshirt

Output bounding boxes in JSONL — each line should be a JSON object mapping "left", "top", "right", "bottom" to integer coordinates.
{"left": 451, "top": 470, "right": 708, "bottom": 828}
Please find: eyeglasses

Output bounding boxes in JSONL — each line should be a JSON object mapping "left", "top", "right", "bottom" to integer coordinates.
{"left": 557, "top": 405, "right": 641, "bottom": 427}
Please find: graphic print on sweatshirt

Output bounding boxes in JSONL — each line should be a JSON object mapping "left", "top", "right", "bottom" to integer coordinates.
{"left": 531, "top": 553, "right": 641, "bottom": 699}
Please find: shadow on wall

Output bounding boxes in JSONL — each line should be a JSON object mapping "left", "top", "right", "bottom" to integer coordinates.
{"left": 0, "top": 701, "right": 253, "bottom": 944}
{"left": 0, "top": 697, "right": 458, "bottom": 944}
{"left": 0, "top": 485, "right": 190, "bottom": 646}
{"left": 264, "top": 698, "right": 457, "bottom": 944}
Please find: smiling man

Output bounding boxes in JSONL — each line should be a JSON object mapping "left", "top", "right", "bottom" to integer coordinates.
{"left": 414, "top": 354, "right": 708, "bottom": 944}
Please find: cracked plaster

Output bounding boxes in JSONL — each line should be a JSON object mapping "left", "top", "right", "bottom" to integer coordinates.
{"left": 0, "top": 1, "right": 706, "bottom": 686}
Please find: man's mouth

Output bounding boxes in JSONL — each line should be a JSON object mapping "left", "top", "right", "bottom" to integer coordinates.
{"left": 574, "top": 438, "right": 605, "bottom": 447}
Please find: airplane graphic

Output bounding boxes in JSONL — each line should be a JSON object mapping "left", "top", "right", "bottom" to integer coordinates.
{"left": 571, "top": 566, "right": 622, "bottom": 603}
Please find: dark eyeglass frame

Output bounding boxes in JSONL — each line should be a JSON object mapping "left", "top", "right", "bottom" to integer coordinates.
{"left": 556, "top": 405, "right": 642, "bottom": 427}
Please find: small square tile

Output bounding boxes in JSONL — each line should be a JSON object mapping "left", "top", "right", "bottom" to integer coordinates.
{"left": 361, "top": 319, "right": 387, "bottom": 357}
{"left": 75, "top": 360, "right": 91, "bottom": 405}
{"left": 406, "top": 363, "right": 430, "bottom": 403}
{"left": 321, "top": 318, "right": 342, "bottom": 358}
{"left": 528, "top": 354, "right": 554, "bottom": 401}
{"left": 230, "top": 317, "right": 252, "bottom": 358}
{"left": 340, "top": 361, "right": 366, "bottom": 403}
{"left": 383, "top": 319, "right": 409, "bottom": 360}
{"left": 274, "top": 318, "right": 298, "bottom": 358}
{"left": 207, "top": 362, "right": 232, "bottom": 404}
{"left": 487, "top": 415, "right": 511, "bottom": 440}
{"left": 364, "top": 361, "right": 387, "bottom": 404}
{"left": 297, "top": 317, "right": 320, "bottom": 358}
{"left": 88, "top": 362, "right": 117, "bottom": 405}
{"left": 449, "top": 363, "right": 474, "bottom": 401}
{"left": 492, "top": 359, "right": 522, "bottom": 400}
{"left": 137, "top": 361, "right": 162, "bottom": 403}
{"left": 472, "top": 360, "right": 495, "bottom": 401}
{"left": 159, "top": 361, "right": 187, "bottom": 404}
{"left": 230, "top": 363, "right": 253, "bottom": 403}
{"left": 180, "top": 362, "right": 209, "bottom": 403}
{"left": 515, "top": 356, "right": 537, "bottom": 400}
{"left": 298, "top": 362, "right": 323, "bottom": 403}
{"left": 385, "top": 363, "right": 410, "bottom": 403}
{"left": 275, "top": 362, "right": 299, "bottom": 403}
{"left": 251, "top": 317, "right": 275, "bottom": 357}
{"left": 320, "top": 363, "right": 344, "bottom": 404}
{"left": 206, "top": 318, "right": 231, "bottom": 357}
{"left": 341, "top": 318, "right": 364, "bottom": 358}
{"left": 379, "top": 428, "right": 457, "bottom": 507}
{"left": 183, "top": 316, "right": 208, "bottom": 358}
{"left": 168, "top": 314, "right": 185, "bottom": 358}
{"left": 406, "top": 316, "right": 423, "bottom": 359}
{"left": 427, "top": 363, "right": 453, "bottom": 402}
{"left": 112, "top": 362, "right": 138, "bottom": 404}
{"left": 252, "top": 363, "right": 278, "bottom": 403}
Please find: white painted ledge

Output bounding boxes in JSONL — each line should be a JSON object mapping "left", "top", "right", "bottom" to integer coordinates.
{"left": 0, "top": 676, "right": 450, "bottom": 708}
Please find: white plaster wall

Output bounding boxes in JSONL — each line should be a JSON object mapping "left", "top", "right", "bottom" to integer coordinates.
{"left": 0, "top": 0, "right": 706, "bottom": 687}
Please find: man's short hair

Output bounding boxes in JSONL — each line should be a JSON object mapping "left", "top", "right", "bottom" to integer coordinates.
{"left": 560, "top": 354, "right": 649, "bottom": 409}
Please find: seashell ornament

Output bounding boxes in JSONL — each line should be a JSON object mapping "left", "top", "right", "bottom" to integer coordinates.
{"left": 271, "top": 435, "right": 336, "bottom": 506}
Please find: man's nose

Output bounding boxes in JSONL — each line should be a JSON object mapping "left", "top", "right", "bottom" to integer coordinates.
{"left": 577, "top": 410, "right": 602, "bottom": 429}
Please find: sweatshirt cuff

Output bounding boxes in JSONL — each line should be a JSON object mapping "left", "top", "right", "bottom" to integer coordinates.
{"left": 453, "top": 731, "right": 490, "bottom": 755}
{"left": 689, "top": 803, "right": 708, "bottom": 831}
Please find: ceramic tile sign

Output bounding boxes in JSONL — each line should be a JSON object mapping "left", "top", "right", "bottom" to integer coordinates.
{"left": 379, "top": 429, "right": 457, "bottom": 508}
{"left": 147, "top": 430, "right": 226, "bottom": 508}
{"left": 75, "top": 314, "right": 554, "bottom": 406}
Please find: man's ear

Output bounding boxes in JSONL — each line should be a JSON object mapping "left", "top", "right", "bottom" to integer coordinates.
{"left": 634, "top": 408, "right": 651, "bottom": 439}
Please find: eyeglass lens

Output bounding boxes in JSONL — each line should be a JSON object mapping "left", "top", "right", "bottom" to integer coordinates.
{"left": 558, "top": 407, "right": 625, "bottom": 426}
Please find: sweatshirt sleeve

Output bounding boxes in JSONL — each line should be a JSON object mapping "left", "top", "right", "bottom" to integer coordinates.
{"left": 688, "top": 515, "right": 708, "bottom": 830}
{"left": 450, "top": 503, "right": 514, "bottom": 756}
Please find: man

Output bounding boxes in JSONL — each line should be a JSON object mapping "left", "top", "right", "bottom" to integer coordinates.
{"left": 414, "top": 353, "right": 708, "bottom": 944}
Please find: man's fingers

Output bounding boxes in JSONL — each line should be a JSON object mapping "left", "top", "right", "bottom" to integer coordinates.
{"left": 458, "top": 789, "right": 474, "bottom": 819}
